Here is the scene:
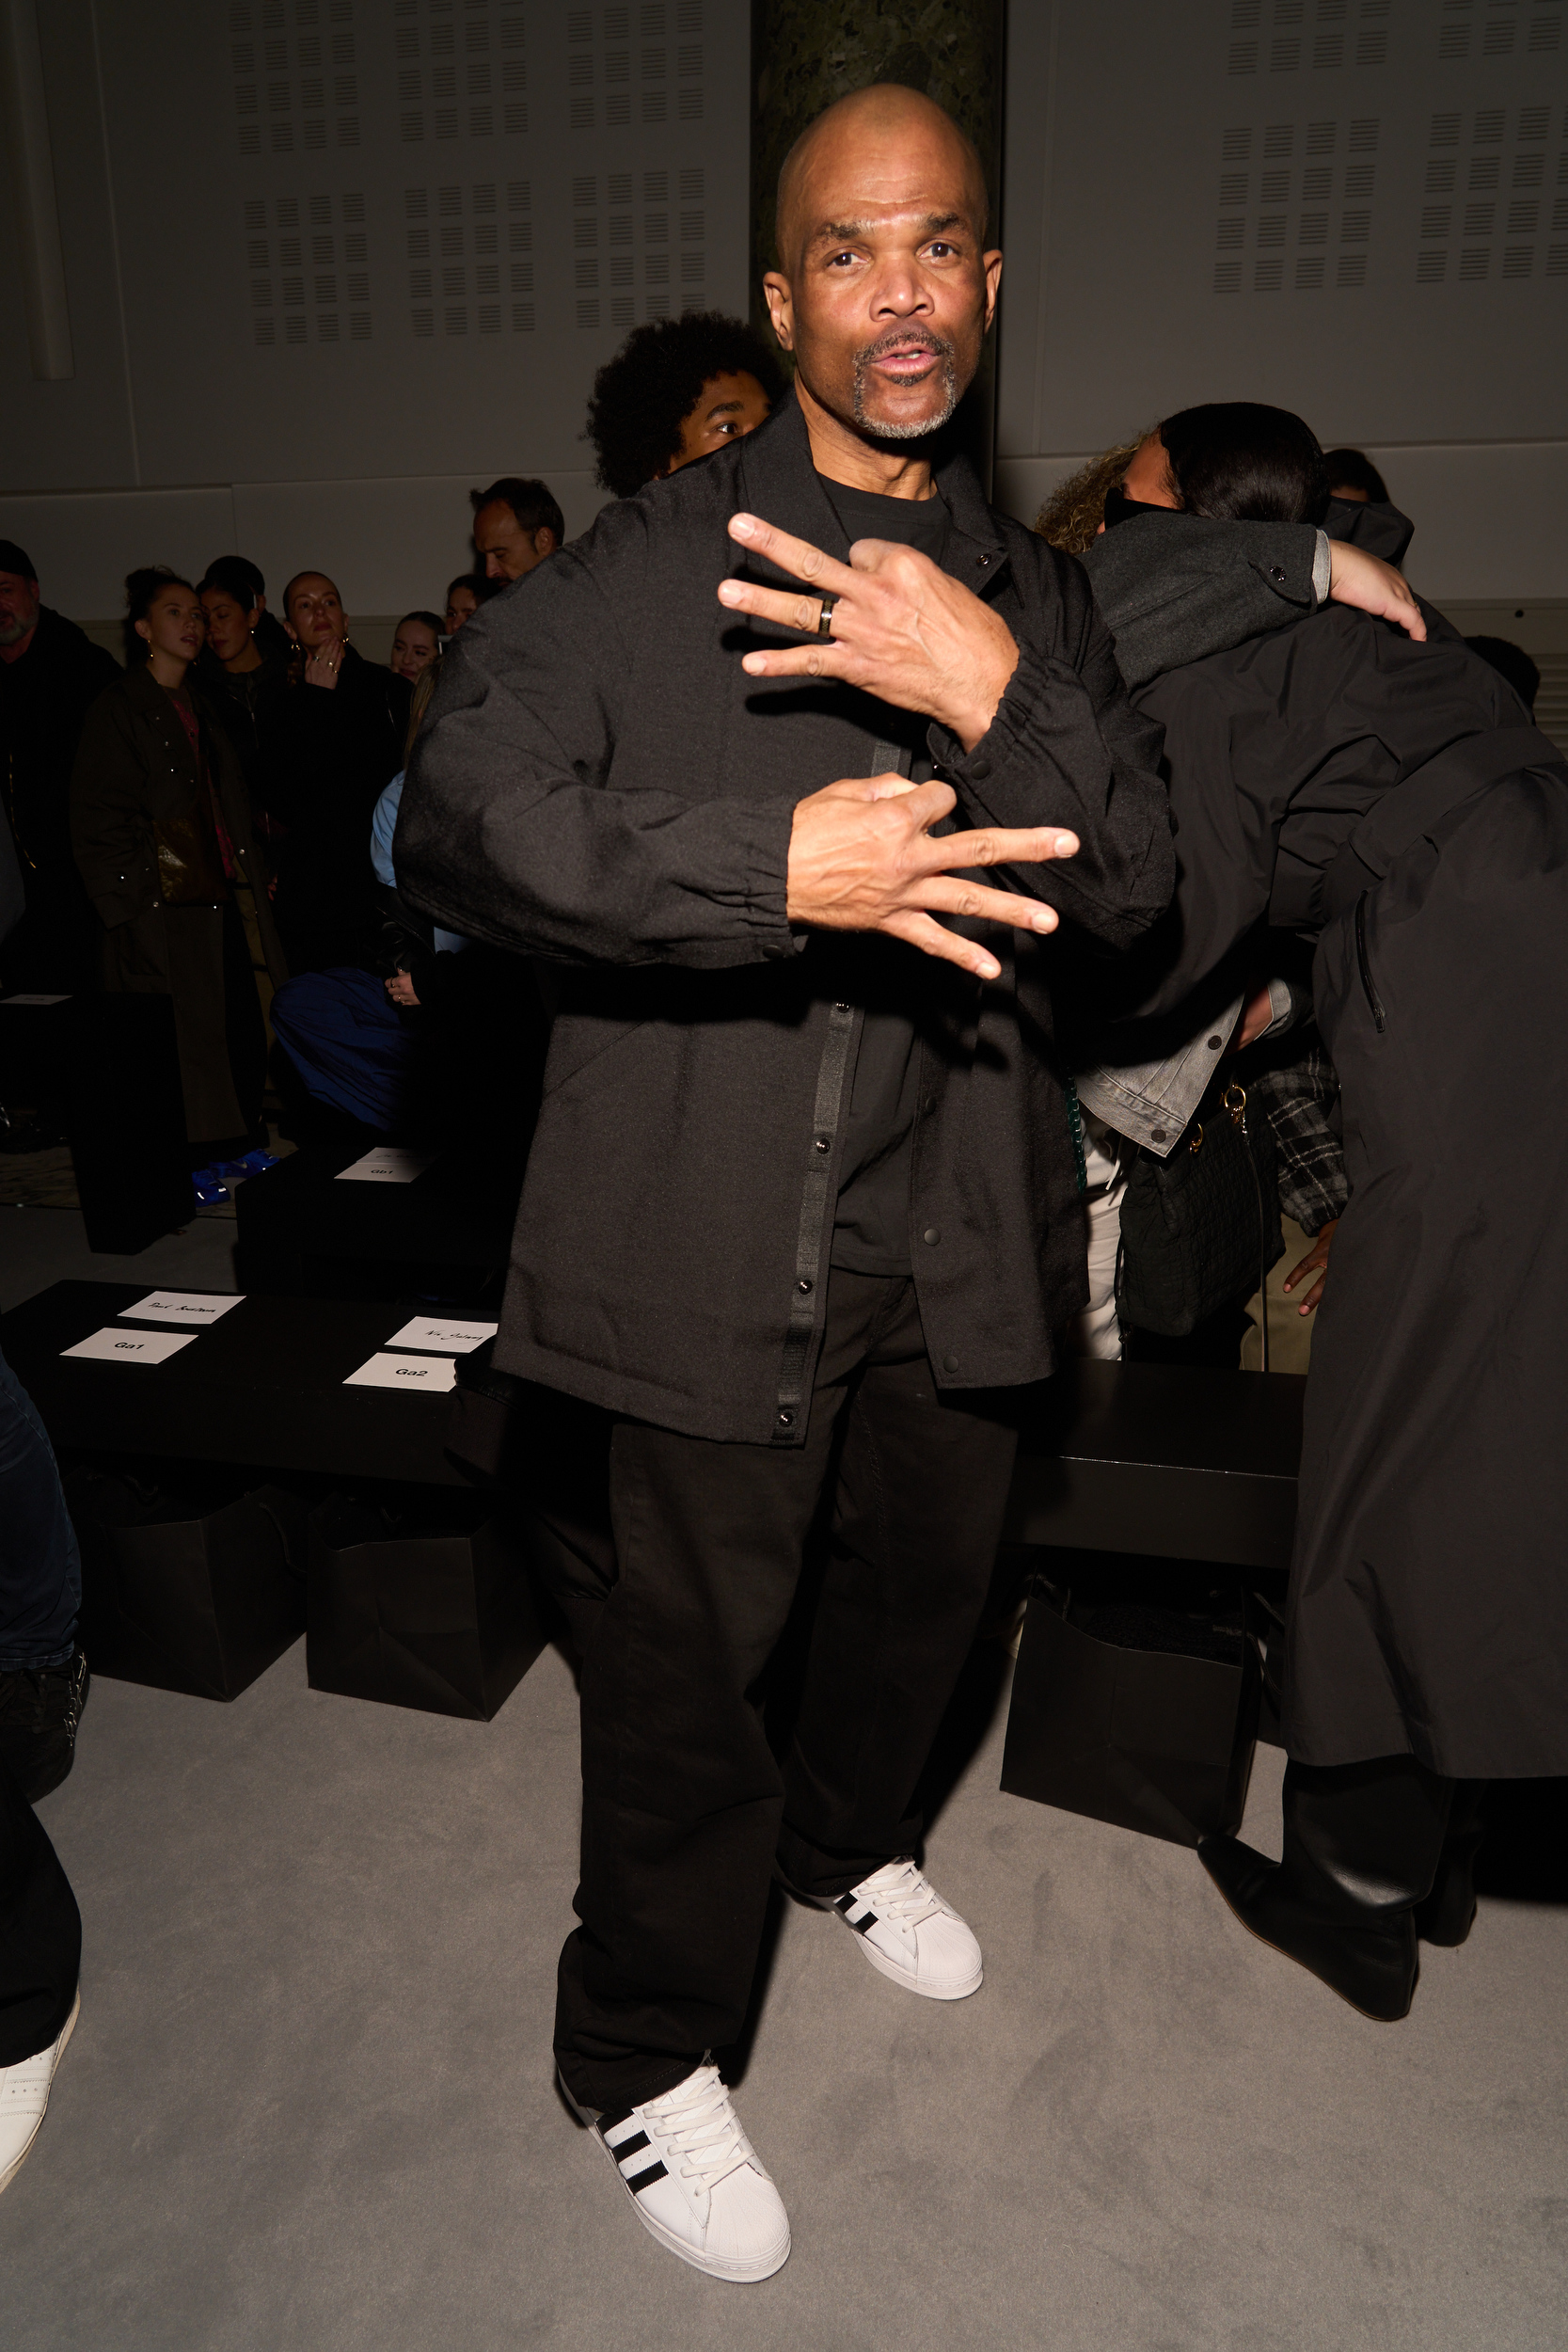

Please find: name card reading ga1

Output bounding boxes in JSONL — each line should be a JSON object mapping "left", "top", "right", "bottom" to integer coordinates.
{"left": 124, "top": 1291, "right": 245, "bottom": 1326}
{"left": 384, "top": 1316, "right": 499, "bottom": 1355}
{"left": 61, "top": 1327, "right": 199, "bottom": 1367}
{"left": 342, "top": 1352, "right": 457, "bottom": 1393}
{"left": 334, "top": 1148, "right": 437, "bottom": 1184}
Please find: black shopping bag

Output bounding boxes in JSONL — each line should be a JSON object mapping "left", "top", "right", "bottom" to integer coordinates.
{"left": 66, "top": 1468, "right": 308, "bottom": 1701}
{"left": 1000, "top": 1558, "right": 1261, "bottom": 1848}
{"left": 305, "top": 1494, "right": 544, "bottom": 1721}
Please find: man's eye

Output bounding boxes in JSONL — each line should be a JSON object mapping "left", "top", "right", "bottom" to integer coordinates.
{"left": 828, "top": 249, "right": 857, "bottom": 267}
{"left": 927, "top": 242, "right": 957, "bottom": 259}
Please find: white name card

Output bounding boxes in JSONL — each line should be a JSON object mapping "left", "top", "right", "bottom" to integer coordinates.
{"left": 62, "top": 1327, "right": 199, "bottom": 1366}
{"left": 334, "top": 1149, "right": 437, "bottom": 1184}
{"left": 384, "top": 1316, "right": 498, "bottom": 1355}
{"left": 1, "top": 993, "right": 71, "bottom": 1007}
{"left": 125, "top": 1291, "right": 245, "bottom": 1325}
{"left": 343, "top": 1352, "right": 457, "bottom": 1393}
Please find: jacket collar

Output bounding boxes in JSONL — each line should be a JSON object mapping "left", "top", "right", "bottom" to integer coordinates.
{"left": 736, "top": 387, "right": 1008, "bottom": 588}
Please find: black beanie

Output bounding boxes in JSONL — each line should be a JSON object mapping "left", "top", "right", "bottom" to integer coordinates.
{"left": 0, "top": 541, "right": 37, "bottom": 581}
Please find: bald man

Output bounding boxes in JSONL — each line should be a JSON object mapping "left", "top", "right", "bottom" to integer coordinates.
{"left": 399, "top": 86, "right": 1174, "bottom": 2280}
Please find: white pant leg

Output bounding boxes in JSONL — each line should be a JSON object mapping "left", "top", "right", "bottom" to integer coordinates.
{"left": 1070, "top": 1114, "right": 1126, "bottom": 1362}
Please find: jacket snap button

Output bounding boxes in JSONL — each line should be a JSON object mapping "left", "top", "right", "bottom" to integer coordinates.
{"left": 1150, "top": 1127, "right": 1167, "bottom": 1144}
{"left": 813, "top": 1135, "right": 830, "bottom": 1153}
{"left": 970, "top": 757, "right": 990, "bottom": 779}
{"left": 777, "top": 1408, "right": 795, "bottom": 1426}
{"left": 976, "top": 552, "right": 991, "bottom": 567}
{"left": 943, "top": 1352, "right": 960, "bottom": 1372}
{"left": 796, "top": 1278, "right": 812, "bottom": 1294}
{"left": 922, "top": 1227, "right": 941, "bottom": 1246}
{"left": 1270, "top": 564, "right": 1286, "bottom": 582}
{"left": 1207, "top": 1036, "right": 1222, "bottom": 1050}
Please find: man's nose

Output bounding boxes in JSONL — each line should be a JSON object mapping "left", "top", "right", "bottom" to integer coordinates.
{"left": 867, "top": 263, "right": 931, "bottom": 315}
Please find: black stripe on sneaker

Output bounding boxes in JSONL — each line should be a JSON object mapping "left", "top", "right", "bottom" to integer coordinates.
{"left": 832, "top": 1894, "right": 858, "bottom": 1914}
{"left": 596, "top": 2104, "right": 636, "bottom": 2137}
{"left": 613, "top": 2130, "right": 651, "bottom": 2161}
{"left": 844, "top": 1905, "right": 876, "bottom": 1932}
{"left": 626, "top": 2161, "right": 668, "bottom": 2194}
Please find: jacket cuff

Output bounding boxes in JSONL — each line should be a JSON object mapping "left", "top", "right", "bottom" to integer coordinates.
{"left": 1312, "top": 530, "right": 1331, "bottom": 607}
{"left": 731, "top": 794, "right": 799, "bottom": 959}
{"left": 926, "top": 641, "right": 1076, "bottom": 803}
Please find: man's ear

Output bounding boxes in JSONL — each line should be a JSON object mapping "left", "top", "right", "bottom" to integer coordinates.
{"left": 762, "top": 271, "right": 794, "bottom": 353}
{"left": 534, "top": 528, "right": 559, "bottom": 558}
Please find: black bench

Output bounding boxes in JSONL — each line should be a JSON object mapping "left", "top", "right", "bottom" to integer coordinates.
{"left": 235, "top": 1143, "right": 526, "bottom": 1307}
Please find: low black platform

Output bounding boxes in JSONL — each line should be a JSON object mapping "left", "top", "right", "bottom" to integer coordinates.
{"left": 1006, "top": 1359, "right": 1305, "bottom": 1572}
{"left": 1, "top": 1279, "right": 470, "bottom": 1487}
{"left": 5, "top": 1281, "right": 1306, "bottom": 1566}
{"left": 235, "top": 1142, "right": 525, "bottom": 1306}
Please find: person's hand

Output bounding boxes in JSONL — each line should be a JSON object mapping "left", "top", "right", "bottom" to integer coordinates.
{"left": 785, "top": 772, "right": 1077, "bottom": 982}
{"left": 302, "top": 638, "right": 346, "bottom": 690}
{"left": 1326, "top": 543, "right": 1426, "bottom": 643}
{"left": 1230, "top": 980, "right": 1275, "bottom": 1052}
{"left": 1281, "top": 1218, "right": 1337, "bottom": 1313}
{"left": 384, "top": 970, "right": 419, "bottom": 1008}
{"left": 718, "top": 513, "right": 1020, "bottom": 753}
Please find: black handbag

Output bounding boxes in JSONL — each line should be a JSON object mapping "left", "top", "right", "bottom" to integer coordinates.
{"left": 1115, "top": 1078, "right": 1283, "bottom": 1342}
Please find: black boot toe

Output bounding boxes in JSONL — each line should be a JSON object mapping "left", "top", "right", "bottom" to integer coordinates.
{"left": 1198, "top": 1834, "right": 1419, "bottom": 2022}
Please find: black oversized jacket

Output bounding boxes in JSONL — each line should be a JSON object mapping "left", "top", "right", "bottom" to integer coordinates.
{"left": 397, "top": 395, "right": 1174, "bottom": 1442}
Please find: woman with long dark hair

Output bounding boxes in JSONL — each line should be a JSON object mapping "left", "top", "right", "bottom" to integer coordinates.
{"left": 71, "top": 568, "right": 288, "bottom": 1159}
{"left": 1082, "top": 405, "right": 1567, "bottom": 2022}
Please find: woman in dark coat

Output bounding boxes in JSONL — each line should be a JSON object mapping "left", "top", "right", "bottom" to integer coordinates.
{"left": 1081, "top": 405, "right": 1568, "bottom": 2022}
{"left": 71, "top": 568, "right": 289, "bottom": 1157}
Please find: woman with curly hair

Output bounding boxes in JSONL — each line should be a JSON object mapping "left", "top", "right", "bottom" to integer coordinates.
{"left": 584, "top": 311, "right": 785, "bottom": 500}
{"left": 1034, "top": 435, "right": 1149, "bottom": 553}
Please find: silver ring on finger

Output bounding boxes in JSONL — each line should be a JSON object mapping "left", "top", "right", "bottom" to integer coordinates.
{"left": 816, "top": 593, "right": 838, "bottom": 638}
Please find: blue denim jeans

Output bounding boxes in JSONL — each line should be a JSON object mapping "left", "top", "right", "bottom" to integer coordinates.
{"left": 0, "top": 1345, "right": 80, "bottom": 1671}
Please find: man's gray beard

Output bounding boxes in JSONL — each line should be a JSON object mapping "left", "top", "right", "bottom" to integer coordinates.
{"left": 851, "top": 349, "right": 959, "bottom": 439}
{"left": 0, "top": 610, "right": 36, "bottom": 647}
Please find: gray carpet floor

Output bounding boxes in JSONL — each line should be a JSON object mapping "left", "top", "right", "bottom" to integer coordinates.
{"left": 3, "top": 1635, "right": 1564, "bottom": 2349}
{"left": 3, "top": 1216, "right": 1565, "bottom": 2346}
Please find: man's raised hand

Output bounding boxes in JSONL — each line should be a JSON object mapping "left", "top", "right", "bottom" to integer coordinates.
{"left": 786, "top": 773, "right": 1077, "bottom": 982}
{"left": 719, "top": 512, "right": 1020, "bottom": 754}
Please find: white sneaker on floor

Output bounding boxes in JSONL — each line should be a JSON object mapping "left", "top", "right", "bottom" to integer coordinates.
{"left": 827, "top": 1859, "right": 984, "bottom": 2000}
{"left": 0, "top": 1989, "right": 79, "bottom": 2196}
{"left": 562, "top": 2059, "right": 790, "bottom": 2283}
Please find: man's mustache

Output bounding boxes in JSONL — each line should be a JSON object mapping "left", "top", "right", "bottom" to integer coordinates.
{"left": 854, "top": 328, "right": 955, "bottom": 367}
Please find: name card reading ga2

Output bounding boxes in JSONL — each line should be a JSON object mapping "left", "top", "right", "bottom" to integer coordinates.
{"left": 342, "top": 1352, "right": 457, "bottom": 1393}
{"left": 61, "top": 1328, "right": 200, "bottom": 1366}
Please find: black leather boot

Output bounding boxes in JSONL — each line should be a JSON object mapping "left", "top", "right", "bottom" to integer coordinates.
{"left": 1198, "top": 1755, "right": 1451, "bottom": 2021}
{"left": 1413, "top": 1779, "right": 1486, "bottom": 1947}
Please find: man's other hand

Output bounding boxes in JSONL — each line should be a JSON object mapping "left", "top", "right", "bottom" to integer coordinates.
{"left": 1327, "top": 543, "right": 1426, "bottom": 642}
{"left": 720, "top": 513, "right": 1020, "bottom": 752}
{"left": 786, "top": 773, "right": 1077, "bottom": 982}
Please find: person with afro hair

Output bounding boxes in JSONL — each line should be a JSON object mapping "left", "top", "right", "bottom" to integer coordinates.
{"left": 584, "top": 311, "right": 784, "bottom": 500}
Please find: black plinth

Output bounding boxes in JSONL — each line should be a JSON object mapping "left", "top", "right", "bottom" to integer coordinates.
{"left": 235, "top": 1143, "right": 524, "bottom": 1303}
{"left": 1006, "top": 1359, "right": 1304, "bottom": 1571}
{"left": 0, "top": 1280, "right": 470, "bottom": 1488}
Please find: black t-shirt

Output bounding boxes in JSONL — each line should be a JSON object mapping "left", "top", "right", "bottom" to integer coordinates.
{"left": 817, "top": 477, "right": 952, "bottom": 1278}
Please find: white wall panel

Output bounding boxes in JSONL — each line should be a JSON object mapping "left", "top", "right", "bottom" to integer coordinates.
{"left": 0, "top": 485, "right": 238, "bottom": 615}
{"left": 999, "top": 0, "right": 1568, "bottom": 596}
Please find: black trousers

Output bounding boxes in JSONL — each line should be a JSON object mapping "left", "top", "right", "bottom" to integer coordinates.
{"left": 0, "top": 1756, "right": 80, "bottom": 2068}
{"left": 533, "top": 1271, "right": 1019, "bottom": 2110}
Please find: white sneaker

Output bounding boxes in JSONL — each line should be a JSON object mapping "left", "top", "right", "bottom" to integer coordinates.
{"left": 562, "top": 2059, "right": 791, "bottom": 2283}
{"left": 0, "top": 1989, "right": 79, "bottom": 2196}
{"left": 827, "top": 1859, "right": 984, "bottom": 2000}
